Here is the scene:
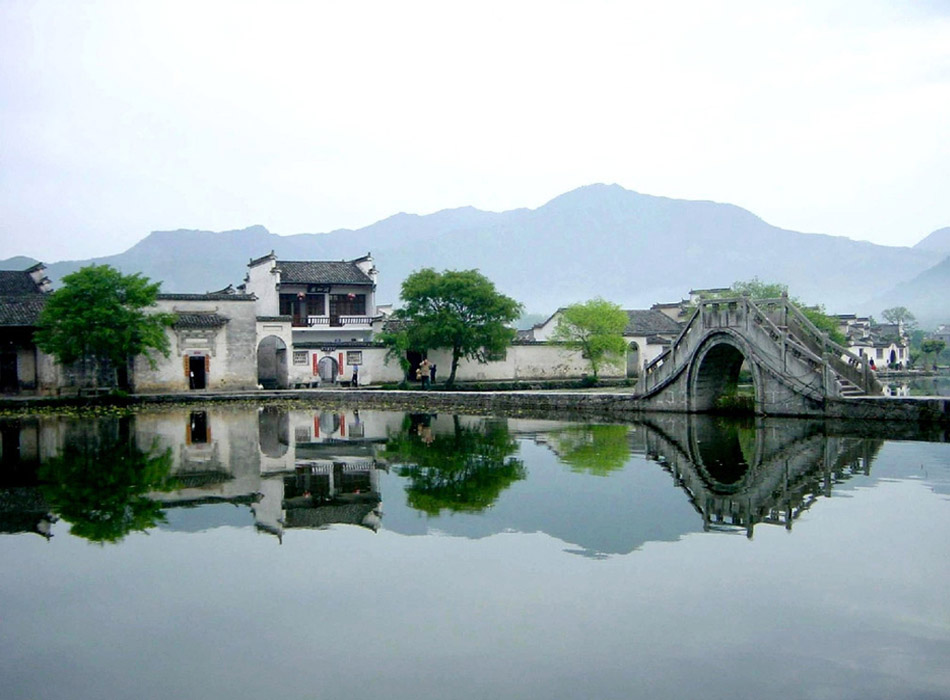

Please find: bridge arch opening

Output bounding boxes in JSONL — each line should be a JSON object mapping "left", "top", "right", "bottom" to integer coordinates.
{"left": 691, "top": 415, "right": 756, "bottom": 492}
{"left": 690, "top": 337, "right": 756, "bottom": 414}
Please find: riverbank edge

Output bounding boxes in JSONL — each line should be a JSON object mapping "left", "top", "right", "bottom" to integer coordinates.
{"left": 2, "top": 387, "right": 948, "bottom": 429}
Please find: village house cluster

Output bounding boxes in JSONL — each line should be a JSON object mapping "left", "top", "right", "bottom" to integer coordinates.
{"left": 0, "top": 256, "right": 917, "bottom": 395}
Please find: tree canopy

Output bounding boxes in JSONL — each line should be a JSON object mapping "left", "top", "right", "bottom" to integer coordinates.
{"left": 552, "top": 298, "right": 628, "bottom": 379}
{"left": 704, "top": 278, "right": 846, "bottom": 345}
{"left": 39, "top": 417, "right": 176, "bottom": 543}
{"left": 383, "top": 268, "right": 522, "bottom": 387}
{"left": 881, "top": 306, "right": 917, "bottom": 330}
{"left": 920, "top": 339, "right": 946, "bottom": 366}
{"left": 35, "top": 265, "right": 174, "bottom": 388}
{"left": 384, "top": 415, "right": 525, "bottom": 515}
{"left": 548, "top": 424, "right": 631, "bottom": 476}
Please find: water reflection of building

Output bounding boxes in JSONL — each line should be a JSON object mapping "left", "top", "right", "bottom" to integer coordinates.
{"left": 0, "top": 418, "right": 56, "bottom": 538}
{"left": 250, "top": 407, "right": 395, "bottom": 539}
{"left": 0, "top": 407, "right": 396, "bottom": 543}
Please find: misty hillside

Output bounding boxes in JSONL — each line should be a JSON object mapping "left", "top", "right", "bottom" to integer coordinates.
{"left": 914, "top": 227, "right": 950, "bottom": 255}
{"left": 1, "top": 184, "right": 944, "bottom": 320}
{"left": 0, "top": 256, "right": 40, "bottom": 271}
{"left": 867, "top": 254, "right": 950, "bottom": 327}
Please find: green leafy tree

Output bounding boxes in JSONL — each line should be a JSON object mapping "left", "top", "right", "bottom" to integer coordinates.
{"left": 377, "top": 325, "right": 412, "bottom": 380}
{"left": 881, "top": 306, "right": 917, "bottom": 331}
{"left": 35, "top": 265, "right": 175, "bottom": 389}
{"left": 386, "top": 268, "right": 522, "bottom": 387}
{"left": 705, "top": 278, "right": 847, "bottom": 345}
{"left": 552, "top": 298, "right": 628, "bottom": 379}
{"left": 920, "top": 339, "right": 946, "bottom": 367}
{"left": 729, "top": 278, "right": 788, "bottom": 299}
{"left": 39, "top": 417, "right": 177, "bottom": 543}
{"left": 384, "top": 415, "right": 525, "bottom": 515}
{"left": 548, "top": 424, "right": 630, "bottom": 476}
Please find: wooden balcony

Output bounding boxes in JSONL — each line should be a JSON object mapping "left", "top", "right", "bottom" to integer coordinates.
{"left": 291, "top": 315, "right": 373, "bottom": 328}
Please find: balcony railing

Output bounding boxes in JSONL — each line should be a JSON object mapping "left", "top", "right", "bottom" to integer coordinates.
{"left": 291, "top": 315, "right": 373, "bottom": 328}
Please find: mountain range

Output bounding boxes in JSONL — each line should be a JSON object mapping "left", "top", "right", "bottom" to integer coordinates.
{"left": 3, "top": 184, "right": 948, "bottom": 326}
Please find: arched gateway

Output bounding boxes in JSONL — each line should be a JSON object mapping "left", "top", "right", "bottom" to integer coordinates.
{"left": 257, "top": 336, "right": 288, "bottom": 389}
{"left": 636, "top": 296, "right": 882, "bottom": 417}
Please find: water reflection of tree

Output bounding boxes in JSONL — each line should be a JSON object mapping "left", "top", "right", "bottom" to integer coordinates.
{"left": 549, "top": 424, "right": 630, "bottom": 476}
{"left": 39, "top": 417, "right": 175, "bottom": 543}
{"left": 385, "top": 415, "right": 525, "bottom": 515}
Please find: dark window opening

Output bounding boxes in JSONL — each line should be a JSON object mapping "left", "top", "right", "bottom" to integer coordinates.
{"left": 330, "top": 294, "right": 366, "bottom": 318}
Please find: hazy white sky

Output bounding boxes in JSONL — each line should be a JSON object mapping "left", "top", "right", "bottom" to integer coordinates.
{"left": 1, "top": 0, "right": 948, "bottom": 261}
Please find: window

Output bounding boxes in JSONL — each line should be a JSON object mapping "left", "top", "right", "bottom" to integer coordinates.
{"left": 330, "top": 293, "right": 366, "bottom": 317}
{"left": 279, "top": 294, "right": 298, "bottom": 317}
{"left": 346, "top": 351, "right": 363, "bottom": 365}
{"left": 306, "top": 294, "right": 325, "bottom": 316}
{"left": 293, "top": 351, "right": 309, "bottom": 365}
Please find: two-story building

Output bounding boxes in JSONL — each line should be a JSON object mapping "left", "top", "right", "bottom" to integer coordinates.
{"left": 243, "top": 252, "right": 385, "bottom": 388}
{"left": 835, "top": 315, "right": 909, "bottom": 369}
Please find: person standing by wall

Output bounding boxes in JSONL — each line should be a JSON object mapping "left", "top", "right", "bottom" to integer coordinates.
{"left": 419, "top": 358, "right": 431, "bottom": 388}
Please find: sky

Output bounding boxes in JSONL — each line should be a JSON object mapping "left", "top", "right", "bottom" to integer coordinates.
{"left": 1, "top": 0, "right": 949, "bottom": 261}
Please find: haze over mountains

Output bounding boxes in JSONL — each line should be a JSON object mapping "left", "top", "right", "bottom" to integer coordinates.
{"left": 4, "top": 184, "right": 948, "bottom": 326}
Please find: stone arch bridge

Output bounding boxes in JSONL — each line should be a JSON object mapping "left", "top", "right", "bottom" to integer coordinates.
{"left": 636, "top": 296, "right": 883, "bottom": 417}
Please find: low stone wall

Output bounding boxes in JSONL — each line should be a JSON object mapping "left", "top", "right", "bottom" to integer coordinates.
{"left": 2, "top": 387, "right": 948, "bottom": 428}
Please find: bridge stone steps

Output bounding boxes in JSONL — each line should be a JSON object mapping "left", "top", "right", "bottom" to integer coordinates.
{"left": 836, "top": 378, "right": 868, "bottom": 397}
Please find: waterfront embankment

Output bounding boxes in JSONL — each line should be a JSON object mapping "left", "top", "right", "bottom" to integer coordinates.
{"left": 1, "top": 387, "right": 948, "bottom": 430}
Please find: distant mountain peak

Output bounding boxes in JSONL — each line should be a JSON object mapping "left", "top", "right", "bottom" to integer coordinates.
{"left": 914, "top": 226, "right": 950, "bottom": 254}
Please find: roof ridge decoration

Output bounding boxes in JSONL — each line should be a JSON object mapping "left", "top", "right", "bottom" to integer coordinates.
{"left": 248, "top": 251, "right": 277, "bottom": 268}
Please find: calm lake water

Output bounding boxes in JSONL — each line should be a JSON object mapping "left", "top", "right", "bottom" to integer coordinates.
{"left": 1, "top": 404, "right": 949, "bottom": 700}
{"left": 881, "top": 374, "right": 950, "bottom": 397}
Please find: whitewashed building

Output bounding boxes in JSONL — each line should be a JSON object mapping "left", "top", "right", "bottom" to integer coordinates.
{"left": 132, "top": 291, "right": 259, "bottom": 393}
{"left": 522, "top": 307, "right": 683, "bottom": 378}
{"left": 242, "top": 252, "right": 387, "bottom": 388}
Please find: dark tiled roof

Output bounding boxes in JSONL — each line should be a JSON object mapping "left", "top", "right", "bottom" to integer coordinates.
{"left": 283, "top": 501, "right": 381, "bottom": 530}
{"left": 157, "top": 293, "right": 256, "bottom": 301}
{"left": 0, "top": 271, "right": 43, "bottom": 295}
{"left": 0, "top": 296, "right": 47, "bottom": 326}
{"left": 381, "top": 318, "right": 411, "bottom": 333}
{"left": 173, "top": 312, "right": 229, "bottom": 329}
{"left": 624, "top": 309, "right": 682, "bottom": 336}
{"left": 277, "top": 261, "right": 373, "bottom": 286}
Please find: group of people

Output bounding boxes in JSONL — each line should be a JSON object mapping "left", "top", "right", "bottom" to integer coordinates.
{"left": 416, "top": 359, "right": 437, "bottom": 387}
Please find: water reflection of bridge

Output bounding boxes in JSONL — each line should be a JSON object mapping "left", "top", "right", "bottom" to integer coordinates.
{"left": 1, "top": 408, "right": 883, "bottom": 545}
{"left": 635, "top": 414, "right": 882, "bottom": 537}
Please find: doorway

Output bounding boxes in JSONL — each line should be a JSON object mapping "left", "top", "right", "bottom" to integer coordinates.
{"left": 317, "top": 356, "right": 338, "bottom": 382}
{"left": 257, "top": 336, "right": 289, "bottom": 389}
{"left": 189, "top": 356, "right": 207, "bottom": 390}
{"left": 0, "top": 349, "right": 17, "bottom": 393}
{"left": 407, "top": 350, "right": 423, "bottom": 382}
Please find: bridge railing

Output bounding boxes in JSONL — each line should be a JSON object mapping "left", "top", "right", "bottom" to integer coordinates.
{"left": 639, "top": 304, "right": 706, "bottom": 394}
{"left": 770, "top": 298, "right": 880, "bottom": 394}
